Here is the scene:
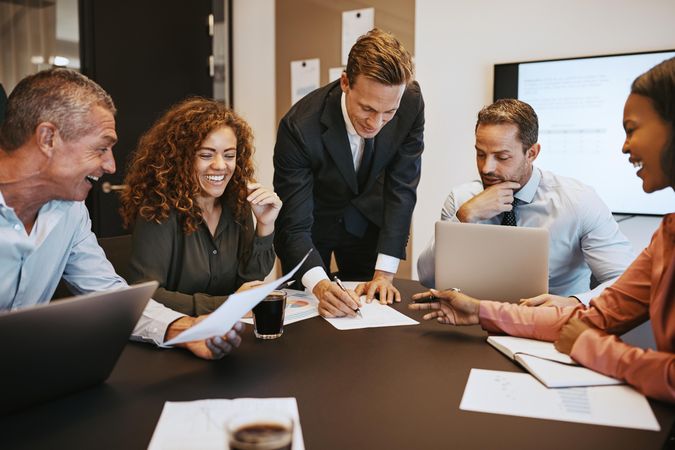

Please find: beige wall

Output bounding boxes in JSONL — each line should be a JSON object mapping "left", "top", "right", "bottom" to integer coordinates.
{"left": 232, "top": 0, "right": 276, "bottom": 190}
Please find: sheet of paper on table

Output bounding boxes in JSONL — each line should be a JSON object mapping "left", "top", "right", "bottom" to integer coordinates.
{"left": 240, "top": 288, "right": 320, "bottom": 326}
{"left": 148, "top": 397, "right": 305, "bottom": 450}
{"left": 163, "top": 252, "right": 310, "bottom": 346}
{"left": 323, "top": 280, "right": 419, "bottom": 330}
{"left": 459, "top": 369, "right": 659, "bottom": 431}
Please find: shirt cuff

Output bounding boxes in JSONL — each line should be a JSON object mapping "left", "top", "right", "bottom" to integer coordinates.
{"left": 375, "top": 253, "right": 400, "bottom": 274}
{"left": 575, "top": 277, "right": 618, "bottom": 305}
{"left": 130, "top": 299, "right": 185, "bottom": 346}
{"left": 302, "top": 266, "right": 330, "bottom": 293}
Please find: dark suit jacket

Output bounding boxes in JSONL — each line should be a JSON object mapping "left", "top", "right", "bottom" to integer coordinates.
{"left": 273, "top": 79, "right": 425, "bottom": 279}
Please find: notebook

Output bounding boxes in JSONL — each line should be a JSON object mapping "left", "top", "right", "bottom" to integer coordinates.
{"left": 487, "top": 335, "right": 622, "bottom": 388}
{"left": 0, "top": 281, "right": 157, "bottom": 414}
{"left": 434, "top": 221, "right": 549, "bottom": 302}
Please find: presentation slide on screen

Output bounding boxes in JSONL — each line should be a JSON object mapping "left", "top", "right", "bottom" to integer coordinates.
{"left": 518, "top": 52, "right": 675, "bottom": 215}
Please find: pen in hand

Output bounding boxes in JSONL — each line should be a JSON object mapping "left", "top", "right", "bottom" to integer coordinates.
{"left": 412, "top": 288, "right": 461, "bottom": 304}
{"left": 333, "top": 276, "right": 363, "bottom": 318}
{"left": 412, "top": 293, "right": 438, "bottom": 304}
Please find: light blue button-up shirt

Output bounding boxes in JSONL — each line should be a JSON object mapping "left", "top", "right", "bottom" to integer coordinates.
{"left": 0, "top": 190, "right": 183, "bottom": 344}
{"left": 417, "top": 167, "right": 636, "bottom": 304}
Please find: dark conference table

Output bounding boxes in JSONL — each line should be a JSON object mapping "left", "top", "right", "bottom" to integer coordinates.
{"left": 3, "top": 280, "right": 674, "bottom": 450}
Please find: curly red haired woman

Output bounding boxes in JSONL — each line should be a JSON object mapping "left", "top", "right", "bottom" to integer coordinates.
{"left": 120, "top": 98, "right": 281, "bottom": 316}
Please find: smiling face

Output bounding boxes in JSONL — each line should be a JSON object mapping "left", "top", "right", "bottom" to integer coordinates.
{"left": 622, "top": 93, "right": 671, "bottom": 193}
{"left": 194, "top": 126, "right": 237, "bottom": 204}
{"left": 475, "top": 123, "right": 539, "bottom": 189}
{"left": 340, "top": 73, "right": 405, "bottom": 139}
{"left": 50, "top": 106, "right": 117, "bottom": 202}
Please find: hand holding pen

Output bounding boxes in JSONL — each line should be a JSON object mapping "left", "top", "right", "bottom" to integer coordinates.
{"left": 410, "top": 287, "right": 461, "bottom": 304}
{"left": 334, "top": 277, "right": 363, "bottom": 318}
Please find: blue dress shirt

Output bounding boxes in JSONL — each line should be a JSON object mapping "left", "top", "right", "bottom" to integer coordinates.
{"left": 0, "top": 190, "right": 183, "bottom": 344}
{"left": 417, "top": 167, "right": 636, "bottom": 304}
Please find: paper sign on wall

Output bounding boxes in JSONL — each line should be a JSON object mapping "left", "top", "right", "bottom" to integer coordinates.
{"left": 328, "top": 67, "right": 345, "bottom": 83}
{"left": 291, "top": 58, "right": 320, "bottom": 105}
{"left": 342, "top": 8, "right": 374, "bottom": 66}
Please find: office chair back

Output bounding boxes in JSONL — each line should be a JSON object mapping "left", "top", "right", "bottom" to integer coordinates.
{"left": 97, "top": 234, "right": 133, "bottom": 281}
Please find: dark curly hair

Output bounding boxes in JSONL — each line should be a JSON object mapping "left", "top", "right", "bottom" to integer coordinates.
{"left": 120, "top": 98, "right": 256, "bottom": 234}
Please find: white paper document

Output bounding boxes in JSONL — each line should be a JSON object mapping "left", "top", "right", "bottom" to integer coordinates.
{"left": 324, "top": 301, "right": 418, "bottom": 330}
{"left": 291, "top": 58, "right": 320, "bottom": 105}
{"left": 460, "top": 369, "right": 659, "bottom": 431}
{"left": 240, "top": 288, "right": 319, "bottom": 326}
{"left": 148, "top": 397, "right": 305, "bottom": 450}
{"left": 163, "top": 253, "right": 309, "bottom": 346}
{"left": 341, "top": 7, "right": 374, "bottom": 65}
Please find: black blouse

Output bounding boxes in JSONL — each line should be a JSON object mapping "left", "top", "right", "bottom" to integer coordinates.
{"left": 128, "top": 205, "right": 275, "bottom": 316}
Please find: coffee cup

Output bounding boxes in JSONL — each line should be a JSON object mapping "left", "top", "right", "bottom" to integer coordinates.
{"left": 227, "top": 411, "right": 293, "bottom": 450}
{"left": 252, "top": 290, "right": 287, "bottom": 339}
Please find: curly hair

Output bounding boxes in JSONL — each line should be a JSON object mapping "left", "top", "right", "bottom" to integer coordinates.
{"left": 120, "top": 98, "right": 256, "bottom": 234}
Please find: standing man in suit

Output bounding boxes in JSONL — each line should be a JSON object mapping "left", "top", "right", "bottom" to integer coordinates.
{"left": 274, "top": 28, "right": 424, "bottom": 317}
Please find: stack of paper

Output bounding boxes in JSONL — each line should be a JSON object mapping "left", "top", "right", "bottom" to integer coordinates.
{"left": 487, "top": 336, "right": 622, "bottom": 388}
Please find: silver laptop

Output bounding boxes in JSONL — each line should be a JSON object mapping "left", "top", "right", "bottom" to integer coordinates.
{"left": 0, "top": 281, "right": 157, "bottom": 414}
{"left": 434, "top": 222, "right": 548, "bottom": 302}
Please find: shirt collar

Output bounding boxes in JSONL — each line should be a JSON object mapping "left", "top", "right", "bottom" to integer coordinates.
{"left": 515, "top": 166, "right": 541, "bottom": 204}
{"left": 340, "top": 91, "right": 359, "bottom": 138}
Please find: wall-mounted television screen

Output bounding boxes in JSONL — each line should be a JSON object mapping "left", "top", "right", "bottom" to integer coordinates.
{"left": 494, "top": 50, "right": 675, "bottom": 216}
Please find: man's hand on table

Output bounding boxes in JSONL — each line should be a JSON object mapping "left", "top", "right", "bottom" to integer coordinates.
{"left": 354, "top": 270, "right": 401, "bottom": 304}
{"left": 520, "top": 293, "right": 581, "bottom": 308}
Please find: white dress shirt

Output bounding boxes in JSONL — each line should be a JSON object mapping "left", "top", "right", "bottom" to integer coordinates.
{"left": 0, "top": 190, "right": 184, "bottom": 345}
{"left": 301, "top": 92, "right": 400, "bottom": 291}
{"left": 417, "top": 167, "right": 635, "bottom": 304}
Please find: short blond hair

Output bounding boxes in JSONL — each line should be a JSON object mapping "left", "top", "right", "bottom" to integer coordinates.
{"left": 345, "top": 28, "right": 414, "bottom": 87}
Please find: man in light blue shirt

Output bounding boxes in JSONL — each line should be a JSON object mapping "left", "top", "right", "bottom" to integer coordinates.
{"left": 0, "top": 68, "right": 242, "bottom": 359}
{"left": 417, "top": 99, "right": 635, "bottom": 306}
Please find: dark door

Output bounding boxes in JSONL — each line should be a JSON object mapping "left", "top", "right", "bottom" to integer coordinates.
{"left": 80, "top": 0, "right": 214, "bottom": 237}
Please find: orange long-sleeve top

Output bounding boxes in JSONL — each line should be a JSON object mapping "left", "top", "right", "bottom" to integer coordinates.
{"left": 479, "top": 214, "right": 674, "bottom": 403}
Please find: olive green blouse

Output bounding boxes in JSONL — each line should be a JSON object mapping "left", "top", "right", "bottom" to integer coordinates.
{"left": 128, "top": 206, "right": 275, "bottom": 316}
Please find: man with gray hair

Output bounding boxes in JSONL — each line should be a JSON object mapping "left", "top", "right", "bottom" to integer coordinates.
{"left": 417, "top": 99, "right": 635, "bottom": 306}
{"left": 0, "top": 68, "right": 243, "bottom": 359}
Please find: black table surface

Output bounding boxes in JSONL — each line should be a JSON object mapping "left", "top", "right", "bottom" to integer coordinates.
{"left": 3, "top": 279, "right": 673, "bottom": 449}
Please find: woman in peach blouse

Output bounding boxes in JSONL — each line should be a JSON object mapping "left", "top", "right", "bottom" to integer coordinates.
{"left": 410, "top": 57, "right": 675, "bottom": 404}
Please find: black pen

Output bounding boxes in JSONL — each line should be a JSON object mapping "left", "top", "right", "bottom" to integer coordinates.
{"left": 277, "top": 280, "right": 296, "bottom": 291}
{"left": 412, "top": 293, "right": 438, "bottom": 304}
{"left": 333, "top": 276, "right": 363, "bottom": 317}
{"left": 412, "top": 288, "right": 461, "bottom": 304}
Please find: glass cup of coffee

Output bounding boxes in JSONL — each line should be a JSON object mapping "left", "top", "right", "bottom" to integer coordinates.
{"left": 227, "top": 411, "right": 294, "bottom": 450}
{"left": 252, "top": 290, "right": 287, "bottom": 339}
